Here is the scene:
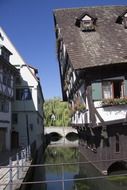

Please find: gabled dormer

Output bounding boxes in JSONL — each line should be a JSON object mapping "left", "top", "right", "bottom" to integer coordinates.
{"left": 116, "top": 9, "right": 127, "bottom": 29}
{"left": 0, "top": 45, "right": 12, "bottom": 62}
{"left": 75, "top": 12, "right": 97, "bottom": 32}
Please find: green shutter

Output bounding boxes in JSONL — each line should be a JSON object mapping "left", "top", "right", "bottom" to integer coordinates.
{"left": 124, "top": 80, "right": 127, "bottom": 96}
{"left": 92, "top": 82, "right": 102, "bottom": 100}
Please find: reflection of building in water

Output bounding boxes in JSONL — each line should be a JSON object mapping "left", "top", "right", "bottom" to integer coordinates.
{"left": 74, "top": 153, "right": 127, "bottom": 190}
{"left": 54, "top": 5, "right": 127, "bottom": 174}
{"left": 49, "top": 136, "right": 79, "bottom": 147}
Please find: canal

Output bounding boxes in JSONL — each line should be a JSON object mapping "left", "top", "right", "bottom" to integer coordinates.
{"left": 29, "top": 138, "right": 127, "bottom": 190}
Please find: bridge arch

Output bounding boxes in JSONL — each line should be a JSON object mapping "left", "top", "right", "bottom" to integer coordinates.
{"left": 49, "top": 132, "right": 62, "bottom": 142}
{"left": 66, "top": 132, "right": 79, "bottom": 141}
{"left": 44, "top": 127, "right": 78, "bottom": 137}
{"left": 107, "top": 160, "right": 127, "bottom": 175}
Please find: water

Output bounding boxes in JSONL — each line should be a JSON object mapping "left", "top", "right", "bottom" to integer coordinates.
{"left": 30, "top": 140, "right": 127, "bottom": 190}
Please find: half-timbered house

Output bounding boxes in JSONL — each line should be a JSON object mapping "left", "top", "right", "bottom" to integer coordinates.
{"left": 0, "top": 35, "right": 18, "bottom": 151}
{"left": 54, "top": 5, "right": 127, "bottom": 174}
{"left": 0, "top": 27, "right": 44, "bottom": 151}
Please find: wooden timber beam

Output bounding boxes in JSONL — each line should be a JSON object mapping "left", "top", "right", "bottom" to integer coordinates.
{"left": 86, "top": 80, "right": 96, "bottom": 127}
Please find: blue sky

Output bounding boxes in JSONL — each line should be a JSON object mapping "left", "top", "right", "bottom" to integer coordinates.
{"left": 0, "top": 0, "right": 127, "bottom": 100}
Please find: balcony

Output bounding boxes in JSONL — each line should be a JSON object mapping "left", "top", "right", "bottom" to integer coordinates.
{"left": 71, "top": 99, "right": 127, "bottom": 127}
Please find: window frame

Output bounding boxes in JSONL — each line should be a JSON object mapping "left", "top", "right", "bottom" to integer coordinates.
{"left": 0, "top": 100, "right": 9, "bottom": 113}
{"left": 102, "top": 80, "right": 124, "bottom": 99}
{"left": 115, "top": 133, "right": 120, "bottom": 153}
{"left": 16, "top": 88, "right": 32, "bottom": 101}
{"left": 12, "top": 113, "right": 18, "bottom": 124}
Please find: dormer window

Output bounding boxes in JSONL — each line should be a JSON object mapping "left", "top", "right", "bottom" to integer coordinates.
{"left": 81, "top": 15, "right": 95, "bottom": 31}
{"left": 123, "top": 13, "right": 127, "bottom": 29}
{"left": 0, "top": 46, "right": 12, "bottom": 62}
{"left": 0, "top": 33, "right": 4, "bottom": 41}
{"left": 75, "top": 12, "right": 97, "bottom": 32}
{"left": 116, "top": 10, "right": 127, "bottom": 29}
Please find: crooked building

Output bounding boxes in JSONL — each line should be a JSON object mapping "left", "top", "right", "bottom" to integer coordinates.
{"left": 54, "top": 5, "right": 127, "bottom": 174}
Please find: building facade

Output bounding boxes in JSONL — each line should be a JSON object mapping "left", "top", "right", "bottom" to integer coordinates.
{"left": 0, "top": 27, "right": 44, "bottom": 151}
{"left": 54, "top": 6, "right": 127, "bottom": 174}
{"left": 0, "top": 33, "right": 18, "bottom": 151}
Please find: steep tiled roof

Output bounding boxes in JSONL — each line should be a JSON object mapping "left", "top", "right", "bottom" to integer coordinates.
{"left": 54, "top": 5, "right": 127, "bottom": 70}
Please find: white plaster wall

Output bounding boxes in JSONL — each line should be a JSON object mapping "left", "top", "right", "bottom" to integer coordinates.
{"left": 12, "top": 66, "right": 38, "bottom": 112}
{"left": 0, "top": 27, "right": 44, "bottom": 148}
{"left": 20, "top": 66, "right": 38, "bottom": 86}
{"left": 13, "top": 112, "right": 43, "bottom": 148}
{"left": 96, "top": 105, "right": 127, "bottom": 123}
{"left": 72, "top": 102, "right": 127, "bottom": 125}
{"left": 0, "top": 27, "right": 26, "bottom": 66}
{"left": 82, "top": 15, "right": 92, "bottom": 21}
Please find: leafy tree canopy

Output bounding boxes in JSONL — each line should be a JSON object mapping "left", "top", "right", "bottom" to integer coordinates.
{"left": 44, "top": 97, "right": 71, "bottom": 127}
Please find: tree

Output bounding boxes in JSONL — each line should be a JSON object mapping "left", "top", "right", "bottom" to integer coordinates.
{"left": 44, "top": 97, "right": 71, "bottom": 127}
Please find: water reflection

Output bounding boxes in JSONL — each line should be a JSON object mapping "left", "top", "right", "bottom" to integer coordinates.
{"left": 44, "top": 146, "right": 79, "bottom": 190}
{"left": 30, "top": 141, "right": 127, "bottom": 190}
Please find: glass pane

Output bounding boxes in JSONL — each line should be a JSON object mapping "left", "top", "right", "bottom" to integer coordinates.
{"left": 102, "top": 81, "right": 112, "bottom": 99}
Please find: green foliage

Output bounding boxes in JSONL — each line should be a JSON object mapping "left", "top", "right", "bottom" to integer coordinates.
{"left": 102, "top": 97, "right": 127, "bottom": 106}
{"left": 44, "top": 97, "right": 71, "bottom": 127}
{"left": 108, "top": 175, "right": 127, "bottom": 185}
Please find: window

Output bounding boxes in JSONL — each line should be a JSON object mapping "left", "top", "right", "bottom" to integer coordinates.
{"left": 123, "top": 16, "right": 127, "bottom": 28}
{"left": 0, "top": 33, "right": 4, "bottom": 41}
{"left": 37, "top": 117, "right": 39, "bottom": 124}
{"left": 75, "top": 13, "right": 96, "bottom": 32}
{"left": 12, "top": 113, "right": 18, "bottom": 124}
{"left": 3, "top": 73, "right": 11, "bottom": 87}
{"left": 81, "top": 20, "right": 95, "bottom": 31}
{"left": 116, "top": 11, "right": 127, "bottom": 29}
{"left": 92, "top": 82, "right": 102, "bottom": 100}
{"left": 2, "top": 50, "right": 9, "bottom": 61}
{"left": 115, "top": 134, "right": 120, "bottom": 153}
{"left": 102, "top": 80, "right": 123, "bottom": 99}
{"left": 102, "top": 81, "right": 112, "bottom": 99}
{"left": 15, "top": 76, "right": 21, "bottom": 85}
{"left": 0, "top": 100, "right": 9, "bottom": 112}
{"left": 113, "top": 80, "right": 123, "bottom": 98}
{"left": 2, "top": 68, "right": 11, "bottom": 87}
{"left": 1, "top": 46, "right": 11, "bottom": 62}
{"left": 16, "top": 88, "right": 32, "bottom": 100}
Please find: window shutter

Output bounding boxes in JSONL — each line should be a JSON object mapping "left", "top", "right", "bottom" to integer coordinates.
{"left": 124, "top": 80, "right": 127, "bottom": 96}
{"left": 92, "top": 82, "right": 102, "bottom": 100}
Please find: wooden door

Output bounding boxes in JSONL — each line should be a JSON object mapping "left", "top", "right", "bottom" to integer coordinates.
{"left": 11, "top": 131, "right": 19, "bottom": 149}
{"left": 0, "top": 128, "right": 6, "bottom": 151}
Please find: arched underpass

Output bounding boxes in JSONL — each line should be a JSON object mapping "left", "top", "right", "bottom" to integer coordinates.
{"left": 66, "top": 132, "right": 79, "bottom": 141}
{"left": 49, "top": 132, "right": 62, "bottom": 142}
{"left": 107, "top": 161, "right": 127, "bottom": 175}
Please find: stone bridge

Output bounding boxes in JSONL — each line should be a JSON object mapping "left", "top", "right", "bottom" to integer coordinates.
{"left": 44, "top": 126, "right": 78, "bottom": 137}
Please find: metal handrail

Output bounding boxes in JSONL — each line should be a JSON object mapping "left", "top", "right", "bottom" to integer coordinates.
{"left": 1, "top": 152, "right": 127, "bottom": 189}
{"left": 0, "top": 145, "right": 31, "bottom": 190}
{"left": 1, "top": 171, "right": 127, "bottom": 186}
